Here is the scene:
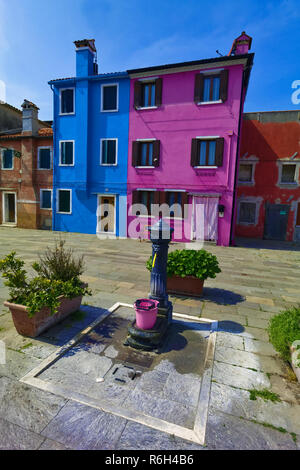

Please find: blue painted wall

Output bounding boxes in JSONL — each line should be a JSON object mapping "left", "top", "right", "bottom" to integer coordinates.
{"left": 50, "top": 65, "right": 130, "bottom": 236}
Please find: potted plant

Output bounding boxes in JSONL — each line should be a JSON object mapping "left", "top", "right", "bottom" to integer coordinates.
{"left": 0, "top": 239, "right": 91, "bottom": 337}
{"left": 146, "top": 248, "right": 221, "bottom": 297}
{"left": 268, "top": 306, "right": 300, "bottom": 383}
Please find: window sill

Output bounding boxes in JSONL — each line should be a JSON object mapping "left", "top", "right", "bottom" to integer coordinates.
{"left": 59, "top": 164, "right": 75, "bottom": 167}
{"left": 279, "top": 182, "right": 298, "bottom": 185}
{"left": 1, "top": 168, "right": 14, "bottom": 171}
{"left": 40, "top": 207, "right": 52, "bottom": 211}
{"left": 100, "top": 109, "right": 118, "bottom": 113}
{"left": 197, "top": 100, "right": 222, "bottom": 105}
{"left": 135, "top": 166, "right": 155, "bottom": 169}
{"left": 238, "top": 181, "right": 254, "bottom": 185}
{"left": 59, "top": 112, "right": 75, "bottom": 116}
{"left": 135, "top": 106, "right": 158, "bottom": 111}
{"left": 100, "top": 163, "right": 118, "bottom": 166}
{"left": 193, "top": 166, "right": 218, "bottom": 169}
{"left": 57, "top": 212, "right": 72, "bottom": 215}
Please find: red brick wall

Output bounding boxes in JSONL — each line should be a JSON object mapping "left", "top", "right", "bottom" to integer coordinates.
{"left": 235, "top": 118, "right": 300, "bottom": 241}
{"left": 0, "top": 134, "right": 52, "bottom": 229}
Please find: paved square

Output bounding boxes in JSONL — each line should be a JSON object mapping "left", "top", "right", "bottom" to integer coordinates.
{"left": 0, "top": 228, "right": 300, "bottom": 449}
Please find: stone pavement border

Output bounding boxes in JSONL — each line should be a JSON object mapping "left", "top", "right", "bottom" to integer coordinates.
{"left": 19, "top": 302, "right": 216, "bottom": 446}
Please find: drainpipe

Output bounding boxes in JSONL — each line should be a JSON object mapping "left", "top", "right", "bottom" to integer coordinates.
{"left": 50, "top": 84, "right": 56, "bottom": 232}
{"left": 229, "top": 68, "right": 246, "bottom": 246}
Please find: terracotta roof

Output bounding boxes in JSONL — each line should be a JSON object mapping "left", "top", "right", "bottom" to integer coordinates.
{"left": 0, "top": 127, "right": 53, "bottom": 140}
{"left": 38, "top": 127, "right": 53, "bottom": 136}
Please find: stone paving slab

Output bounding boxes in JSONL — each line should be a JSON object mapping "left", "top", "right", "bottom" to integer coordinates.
{"left": 210, "top": 382, "right": 300, "bottom": 435}
{"left": 215, "top": 345, "right": 285, "bottom": 375}
{"left": 0, "top": 417, "right": 45, "bottom": 450}
{"left": 212, "top": 361, "right": 271, "bottom": 390}
{"left": 205, "top": 407, "right": 297, "bottom": 450}
{"left": 243, "top": 338, "right": 277, "bottom": 356}
{"left": 0, "top": 376, "right": 67, "bottom": 434}
{"left": 41, "top": 400, "right": 128, "bottom": 450}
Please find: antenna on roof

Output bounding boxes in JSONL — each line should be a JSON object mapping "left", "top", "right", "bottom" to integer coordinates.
{"left": 216, "top": 50, "right": 224, "bottom": 57}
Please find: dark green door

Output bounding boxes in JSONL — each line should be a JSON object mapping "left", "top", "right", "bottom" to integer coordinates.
{"left": 264, "top": 203, "right": 290, "bottom": 240}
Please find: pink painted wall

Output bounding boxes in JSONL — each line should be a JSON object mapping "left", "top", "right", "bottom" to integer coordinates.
{"left": 127, "top": 64, "right": 246, "bottom": 246}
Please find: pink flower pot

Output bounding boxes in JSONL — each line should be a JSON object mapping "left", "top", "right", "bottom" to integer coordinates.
{"left": 134, "top": 299, "right": 159, "bottom": 330}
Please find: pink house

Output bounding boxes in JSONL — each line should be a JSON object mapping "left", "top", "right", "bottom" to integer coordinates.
{"left": 127, "top": 32, "right": 254, "bottom": 246}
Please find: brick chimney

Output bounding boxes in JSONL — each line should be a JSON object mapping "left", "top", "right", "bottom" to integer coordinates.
{"left": 74, "top": 39, "right": 98, "bottom": 77}
{"left": 228, "top": 32, "right": 252, "bottom": 56}
{"left": 21, "top": 99, "right": 39, "bottom": 135}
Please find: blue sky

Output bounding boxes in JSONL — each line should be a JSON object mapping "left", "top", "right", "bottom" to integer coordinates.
{"left": 0, "top": 0, "right": 299, "bottom": 120}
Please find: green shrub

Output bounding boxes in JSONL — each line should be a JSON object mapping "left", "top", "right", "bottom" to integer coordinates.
{"left": 32, "top": 238, "right": 84, "bottom": 282}
{"left": 268, "top": 307, "right": 300, "bottom": 362}
{"left": 0, "top": 250, "right": 91, "bottom": 318}
{"left": 146, "top": 249, "right": 221, "bottom": 280}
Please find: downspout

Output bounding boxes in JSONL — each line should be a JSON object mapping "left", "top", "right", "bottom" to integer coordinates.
{"left": 229, "top": 68, "right": 245, "bottom": 246}
{"left": 50, "top": 83, "right": 56, "bottom": 232}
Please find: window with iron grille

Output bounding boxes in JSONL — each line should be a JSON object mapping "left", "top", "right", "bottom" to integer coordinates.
{"left": 239, "top": 163, "right": 253, "bottom": 182}
{"left": 238, "top": 202, "right": 256, "bottom": 224}
{"left": 281, "top": 164, "right": 296, "bottom": 183}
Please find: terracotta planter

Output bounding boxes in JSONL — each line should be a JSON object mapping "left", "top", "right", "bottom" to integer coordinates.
{"left": 4, "top": 289, "right": 85, "bottom": 338}
{"left": 167, "top": 275, "right": 204, "bottom": 297}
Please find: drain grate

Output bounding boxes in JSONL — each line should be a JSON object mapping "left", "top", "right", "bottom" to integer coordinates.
{"left": 111, "top": 363, "right": 142, "bottom": 384}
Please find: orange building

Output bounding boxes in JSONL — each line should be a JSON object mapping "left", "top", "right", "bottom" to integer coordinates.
{"left": 235, "top": 111, "right": 300, "bottom": 241}
{"left": 0, "top": 100, "right": 53, "bottom": 229}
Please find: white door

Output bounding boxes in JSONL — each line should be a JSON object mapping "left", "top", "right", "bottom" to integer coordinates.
{"left": 2, "top": 192, "right": 17, "bottom": 224}
{"left": 192, "top": 196, "right": 218, "bottom": 241}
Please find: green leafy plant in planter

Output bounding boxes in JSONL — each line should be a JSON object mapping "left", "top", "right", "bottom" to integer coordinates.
{"left": 0, "top": 240, "right": 91, "bottom": 318}
{"left": 268, "top": 306, "right": 300, "bottom": 362}
{"left": 146, "top": 249, "right": 221, "bottom": 279}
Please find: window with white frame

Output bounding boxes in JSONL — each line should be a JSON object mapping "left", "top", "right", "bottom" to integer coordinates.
{"left": 40, "top": 189, "right": 52, "bottom": 209}
{"left": 1, "top": 148, "right": 14, "bottom": 169}
{"left": 59, "top": 141, "right": 74, "bottom": 166}
{"left": 60, "top": 88, "right": 75, "bottom": 114}
{"left": 238, "top": 201, "right": 256, "bottom": 224}
{"left": 57, "top": 189, "right": 72, "bottom": 214}
{"left": 280, "top": 164, "right": 297, "bottom": 184}
{"left": 238, "top": 163, "right": 253, "bottom": 183}
{"left": 38, "top": 147, "right": 52, "bottom": 169}
{"left": 101, "top": 139, "right": 117, "bottom": 165}
{"left": 101, "top": 84, "right": 118, "bottom": 112}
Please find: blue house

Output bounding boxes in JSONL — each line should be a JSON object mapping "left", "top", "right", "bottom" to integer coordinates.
{"left": 49, "top": 39, "right": 130, "bottom": 236}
